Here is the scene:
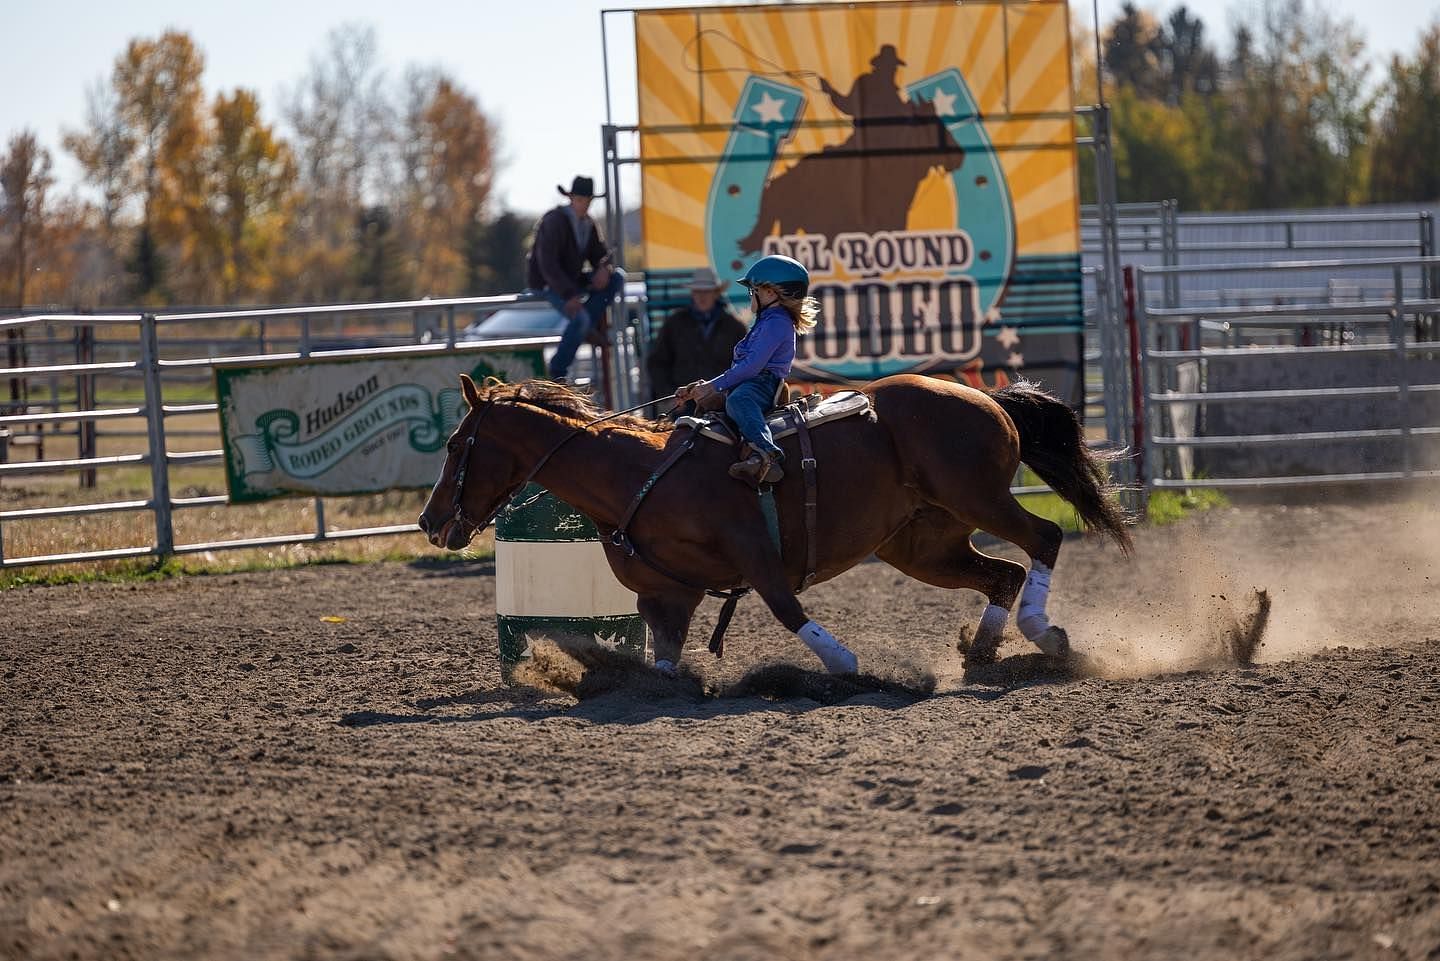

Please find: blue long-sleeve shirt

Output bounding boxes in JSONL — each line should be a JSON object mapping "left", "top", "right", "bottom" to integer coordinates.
{"left": 709, "top": 305, "right": 796, "bottom": 392}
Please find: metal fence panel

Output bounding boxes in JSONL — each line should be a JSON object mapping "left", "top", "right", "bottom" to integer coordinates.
{"left": 1133, "top": 255, "right": 1440, "bottom": 494}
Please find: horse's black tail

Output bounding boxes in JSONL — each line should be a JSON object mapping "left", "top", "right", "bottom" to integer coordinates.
{"left": 992, "top": 380, "right": 1134, "bottom": 554}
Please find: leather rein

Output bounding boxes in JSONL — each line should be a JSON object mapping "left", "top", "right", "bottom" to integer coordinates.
{"left": 447, "top": 391, "right": 677, "bottom": 542}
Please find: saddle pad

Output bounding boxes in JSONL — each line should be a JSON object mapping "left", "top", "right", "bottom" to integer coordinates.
{"left": 675, "top": 389, "right": 874, "bottom": 446}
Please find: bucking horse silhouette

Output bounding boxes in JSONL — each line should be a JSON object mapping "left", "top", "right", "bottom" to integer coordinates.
{"left": 737, "top": 45, "right": 966, "bottom": 257}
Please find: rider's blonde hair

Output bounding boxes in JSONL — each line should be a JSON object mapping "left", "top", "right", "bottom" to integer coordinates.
{"left": 754, "top": 283, "right": 820, "bottom": 334}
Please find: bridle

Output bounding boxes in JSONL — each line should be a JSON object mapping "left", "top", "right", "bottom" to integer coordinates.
{"left": 443, "top": 390, "right": 677, "bottom": 544}
{"left": 445, "top": 397, "right": 507, "bottom": 539}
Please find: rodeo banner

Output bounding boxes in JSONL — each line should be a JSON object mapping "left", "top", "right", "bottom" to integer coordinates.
{"left": 635, "top": 0, "right": 1083, "bottom": 405}
{"left": 215, "top": 350, "right": 544, "bottom": 502}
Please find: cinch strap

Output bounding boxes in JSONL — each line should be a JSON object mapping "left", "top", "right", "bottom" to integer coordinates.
{"left": 782, "top": 405, "right": 820, "bottom": 592}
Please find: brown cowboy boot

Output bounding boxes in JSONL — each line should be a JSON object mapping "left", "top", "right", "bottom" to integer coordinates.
{"left": 729, "top": 449, "right": 785, "bottom": 486}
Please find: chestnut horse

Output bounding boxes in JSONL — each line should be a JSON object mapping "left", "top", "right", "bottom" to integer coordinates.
{"left": 418, "top": 374, "right": 1131, "bottom": 676}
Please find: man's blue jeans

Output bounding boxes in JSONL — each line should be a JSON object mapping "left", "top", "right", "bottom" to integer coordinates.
{"left": 725, "top": 370, "right": 783, "bottom": 458}
{"left": 540, "top": 267, "right": 626, "bottom": 380}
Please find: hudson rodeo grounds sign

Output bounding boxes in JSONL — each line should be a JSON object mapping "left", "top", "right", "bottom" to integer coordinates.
{"left": 215, "top": 350, "right": 544, "bottom": 501}
{"left": 635, "top": 0, "right": 1084, "bottom": 404}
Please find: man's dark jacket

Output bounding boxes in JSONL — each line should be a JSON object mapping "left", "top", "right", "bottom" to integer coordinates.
{"left": 526, "top": 205, "right": 610, "bottom": 300}
{"left": 648, "top": 305, "right": 747, "bottom": 400}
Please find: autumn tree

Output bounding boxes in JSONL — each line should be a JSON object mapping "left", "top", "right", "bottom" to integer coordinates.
{"left": 353, "top": 204, "right": 407, "bottom": 301}
{"left": 1099, "top": 0, "right": 1371, "bottom": 210}
{"left": 43, "top": 24, "right": 505, "bottom": 307}
{"left": 1369, "top": 24, "right": 1440, "bottom": 202}
{"left": 282, "top": 24, "right": 392, "bottom": 301}
{"left": 1222, "top": 0, "right": 1371, "bottom": 208}
{"left": 0, "top": 132, "right": 55, "bottom": 306}
{"left": 109, "top": 31, "right": 208, "bottom": 300}
{"left": 467, "top": 210, "right": 528, "bottom": 295}
{"left": 204, "top": 89, "right": 296, "bottom": 301}
{"left": 392, "top": 69, "right": 497, "bottom": 296}
{"left": 1157, "top": 7, "right": 1220, "bottom": 104}
{"left": 1104, "top": 3, "right": 1165, "bottom": 99}
{"left": 63, "top": 82, "right": 136, "bottom": 238}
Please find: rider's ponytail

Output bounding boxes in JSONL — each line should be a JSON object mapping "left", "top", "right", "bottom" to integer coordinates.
{"left": 756, "top": 283, "right": 820, "bottom": 334}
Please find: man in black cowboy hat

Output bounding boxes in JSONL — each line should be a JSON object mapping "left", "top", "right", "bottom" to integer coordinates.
{"left": 525, "top": 175, "right": 625, "bottom": 381}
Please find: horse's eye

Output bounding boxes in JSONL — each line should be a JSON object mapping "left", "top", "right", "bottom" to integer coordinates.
{"left": 446, "top": 439, "right": 459, "bottom": 455}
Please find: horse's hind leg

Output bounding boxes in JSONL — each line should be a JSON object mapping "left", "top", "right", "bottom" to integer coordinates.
{"left": 960, "top": 494, "right": 1069, "bottom": 657}
{"left": 876, "top": 507, "right": 1027, "bottom": 664}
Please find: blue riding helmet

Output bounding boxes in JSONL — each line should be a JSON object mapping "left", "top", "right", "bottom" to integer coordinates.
{"left": 738, "top": 254, "right": 809, "bottom": 300}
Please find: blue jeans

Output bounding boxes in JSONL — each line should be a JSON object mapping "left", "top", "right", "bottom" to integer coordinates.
{"left": 725, "top": 371, "right": 783, "bottom": 458}
{"left": 540, "top": 267, "right": 626, "bottom": 380}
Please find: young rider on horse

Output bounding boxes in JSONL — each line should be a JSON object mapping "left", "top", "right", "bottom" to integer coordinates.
{"left": 675, "top": 254, "right": 818, "bottom": 485}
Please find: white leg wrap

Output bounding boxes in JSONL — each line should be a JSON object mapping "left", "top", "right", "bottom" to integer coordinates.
{"left": 797, "top": 620, "right": 858, "bottom": 674}
{"left": 1017, "top": 561, "right": 1053, "bottom": 642}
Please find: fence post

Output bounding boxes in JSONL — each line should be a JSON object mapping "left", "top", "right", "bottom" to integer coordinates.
{"left": 297, "top": 316, "right": 326, "bottom": 541}
{"left": 1421, "top": 213, "right": 1436, "bottom": 342}
{"left": 1393, "top": 266, "right": 1412, "bottom": 478}
{"left": 1090, "top": 104, "right": 1133, "bottom": 485}
{"left": 1123, "top": 266, "right": 1148, "bottom": 503}
{"left": 76, "top": 324, "right": 96, "bottom": 489}
{"left": 139, "top": 313, "right": 174, "bottom": 558}
{"left": 0, "top": 426, "right": 6, "bottom": 562}
{"left": 1161, "top": 199, "right": 1180, "bottom": 310}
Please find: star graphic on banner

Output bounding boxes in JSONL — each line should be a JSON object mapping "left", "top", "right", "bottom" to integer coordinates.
{"left": 996, "top": 326, "right": 1021, "bottom": 350}
{"left": 594, "top": 632, "right": 622, "bottom": 652}
{"left": 930, "top": 88, "right": 958, "bottom": 118}
{"left": 519, "top": 636, "right": 535, "bottom": 660}
{"left": 1007, "top": 351, "right": 1025, "bottom": 368}
{"left": 751, "top": 91, "right": 786, "bottom": 124}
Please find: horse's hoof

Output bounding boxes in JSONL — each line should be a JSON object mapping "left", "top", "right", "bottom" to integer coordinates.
{"left": 962, "top": 644, "right": 999, "bottom": 667}
{"left": 819, "top": 647, "right": 858, "bottom": 675}
{"left": 1033, "top": 626, "right": 1070, "bottom": 658}
{"left": 653, "top": 658, "right": 679, "bottom": 678}
{"left": 961, "top": 625, "right": 1002, "bottom": 665}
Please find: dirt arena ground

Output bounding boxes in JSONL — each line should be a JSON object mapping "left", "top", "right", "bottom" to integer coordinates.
{"left": 4, "top": 501, "right": 1440, "bottom": 960}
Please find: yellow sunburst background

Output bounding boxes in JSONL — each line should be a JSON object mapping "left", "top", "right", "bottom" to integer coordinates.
{"left": 636, "top": 0, "right": 1079, "bottom": 270}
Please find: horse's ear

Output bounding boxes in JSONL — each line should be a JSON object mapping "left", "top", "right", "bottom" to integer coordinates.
{"left": 460, "top": 373, "right": 480, "bottom": 407}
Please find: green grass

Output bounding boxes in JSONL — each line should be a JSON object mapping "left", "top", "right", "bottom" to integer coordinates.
{"left": 1146, "top": 487, "right": 1230, "bottom": 525}
{"left": 1016, "top": 491, "right": 1085, "bottom": 533}
{"left": 1016, "top": 462, "right": 1230, "bottom": 533}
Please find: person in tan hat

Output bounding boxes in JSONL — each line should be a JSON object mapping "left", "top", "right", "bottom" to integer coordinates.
{"left": 526, "top": 175, "right": 625, "bottom": 381}
{"left": 647, "top": 266, "right": 746, "bottom": 411}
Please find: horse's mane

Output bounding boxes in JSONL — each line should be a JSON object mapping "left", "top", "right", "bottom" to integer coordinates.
{"left": 479, "top": 378, "right": 673, "bottom": 433}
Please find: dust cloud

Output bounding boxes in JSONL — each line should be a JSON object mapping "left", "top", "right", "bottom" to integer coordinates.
{"left": 1054, "top": 500, "right": 1440, "bottom": 676}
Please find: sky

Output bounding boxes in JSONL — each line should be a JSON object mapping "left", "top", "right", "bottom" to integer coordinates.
{"left": 3, "top": 0, "right": 1438, "bottom": 220}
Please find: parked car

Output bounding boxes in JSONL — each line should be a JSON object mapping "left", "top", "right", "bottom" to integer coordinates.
{"left": 453, "top": 303, "right": 600, "bottom": 387}
{"left": 459, "top": 304, "right": 568, "bottom": 342}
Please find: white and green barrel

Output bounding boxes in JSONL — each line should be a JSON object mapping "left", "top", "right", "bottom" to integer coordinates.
{"left": 494, "top": 484, "right": 647, "bottom": 679}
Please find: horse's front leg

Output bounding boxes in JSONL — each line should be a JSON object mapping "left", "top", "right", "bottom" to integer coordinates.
{"left": 739, "top": 547, "right": 858, "bottom": 676}
{"left": 636, "top": 591, "right": 701, "bottom": 676}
